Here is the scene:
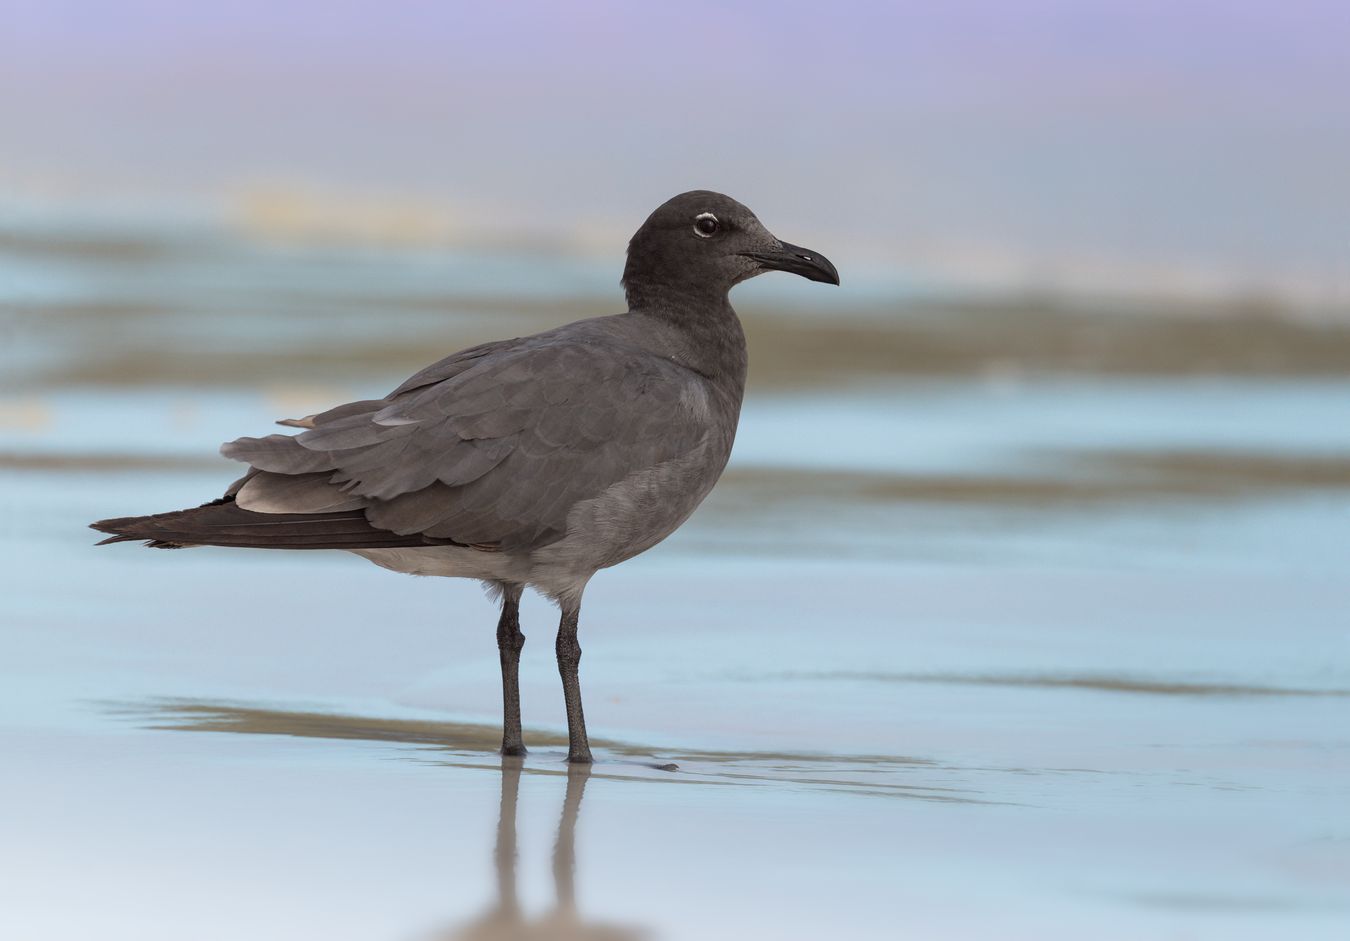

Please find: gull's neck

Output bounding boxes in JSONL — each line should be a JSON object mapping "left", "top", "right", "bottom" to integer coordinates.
{"left": 627, "top": 290, "right": 747, "bottom": 390}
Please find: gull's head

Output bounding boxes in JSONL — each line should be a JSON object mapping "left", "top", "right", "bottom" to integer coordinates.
{"left": 623, "top": 190, "right": 839, "bottom": 308}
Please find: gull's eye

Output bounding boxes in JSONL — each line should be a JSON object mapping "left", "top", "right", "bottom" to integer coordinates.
{"left": 693, "top": 212, "right": 720, "bottom": 238}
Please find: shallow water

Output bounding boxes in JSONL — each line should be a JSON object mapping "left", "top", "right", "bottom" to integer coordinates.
{"left": 2, "top": 222, "right": 1349, "bottom": 939}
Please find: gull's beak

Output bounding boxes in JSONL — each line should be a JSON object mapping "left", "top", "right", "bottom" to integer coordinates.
{"left": 741, "top": 240, "right": 840, "bottom": 285}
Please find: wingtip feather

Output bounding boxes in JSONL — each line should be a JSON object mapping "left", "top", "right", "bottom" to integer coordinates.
{"left": 93, "top": 533, "right": 136, "bottom": 546}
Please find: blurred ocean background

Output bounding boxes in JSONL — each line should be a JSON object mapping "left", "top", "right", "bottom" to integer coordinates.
{"left": 2, "top": 3, "right": 1349, "bottom": 940}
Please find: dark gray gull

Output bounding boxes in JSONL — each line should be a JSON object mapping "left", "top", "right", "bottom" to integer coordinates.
{"left": 91, "top": 190, "right": 839, "bottom": 763}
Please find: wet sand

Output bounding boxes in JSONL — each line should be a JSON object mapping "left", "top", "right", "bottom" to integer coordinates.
{"left": 5, "top": 383, "right": 1349, "bottom": 939}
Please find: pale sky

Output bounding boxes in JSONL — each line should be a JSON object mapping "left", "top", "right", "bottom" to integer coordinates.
{"left": 3, "top": 1, "right": 1348, "bottom": 300}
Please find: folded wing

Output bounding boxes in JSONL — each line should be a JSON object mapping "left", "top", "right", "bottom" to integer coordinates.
{"left": 221, "top": 334, "right": 710, "bottom": 551}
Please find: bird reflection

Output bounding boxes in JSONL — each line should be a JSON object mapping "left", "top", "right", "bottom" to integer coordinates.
{"left": 441, "top": 759, "right": 647, "bottom": 941}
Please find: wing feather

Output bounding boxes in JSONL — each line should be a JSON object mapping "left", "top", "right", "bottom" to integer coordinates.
{"left": 219, "top": 327, "right": 711, "bottom": 550}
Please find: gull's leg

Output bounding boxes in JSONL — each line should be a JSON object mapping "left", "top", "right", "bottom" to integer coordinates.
{"left": 555, "top": 597, "right": 593, "bottom": 764}
{"left": 496, "top": 584, "right": 526, "bottom": 756}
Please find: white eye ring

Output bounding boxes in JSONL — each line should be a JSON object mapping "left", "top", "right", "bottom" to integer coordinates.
{"left": 693, "top": 212, "right": 720, "bottom": 238}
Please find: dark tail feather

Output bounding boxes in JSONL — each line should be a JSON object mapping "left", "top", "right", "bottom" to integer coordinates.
{"left": 90, "top": 495, "right": 455, "bottom": 550}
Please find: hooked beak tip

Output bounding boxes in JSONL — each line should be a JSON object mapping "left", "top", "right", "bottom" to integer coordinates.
{"left": 742, "top": 241, "right": 840, "bottom": 285}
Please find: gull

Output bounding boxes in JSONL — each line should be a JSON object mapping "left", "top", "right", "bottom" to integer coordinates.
{"left": 92, "top": 191, "right": 839, "bottom": 763}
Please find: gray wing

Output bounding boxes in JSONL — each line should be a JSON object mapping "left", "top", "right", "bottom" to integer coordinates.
{"left": 221, "top": 335, "right": 710, "bottom": 550}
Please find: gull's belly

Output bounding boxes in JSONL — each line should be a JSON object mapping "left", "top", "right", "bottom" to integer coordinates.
{"left": 526, "top": 439, "right": 728, "bottom": 596}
